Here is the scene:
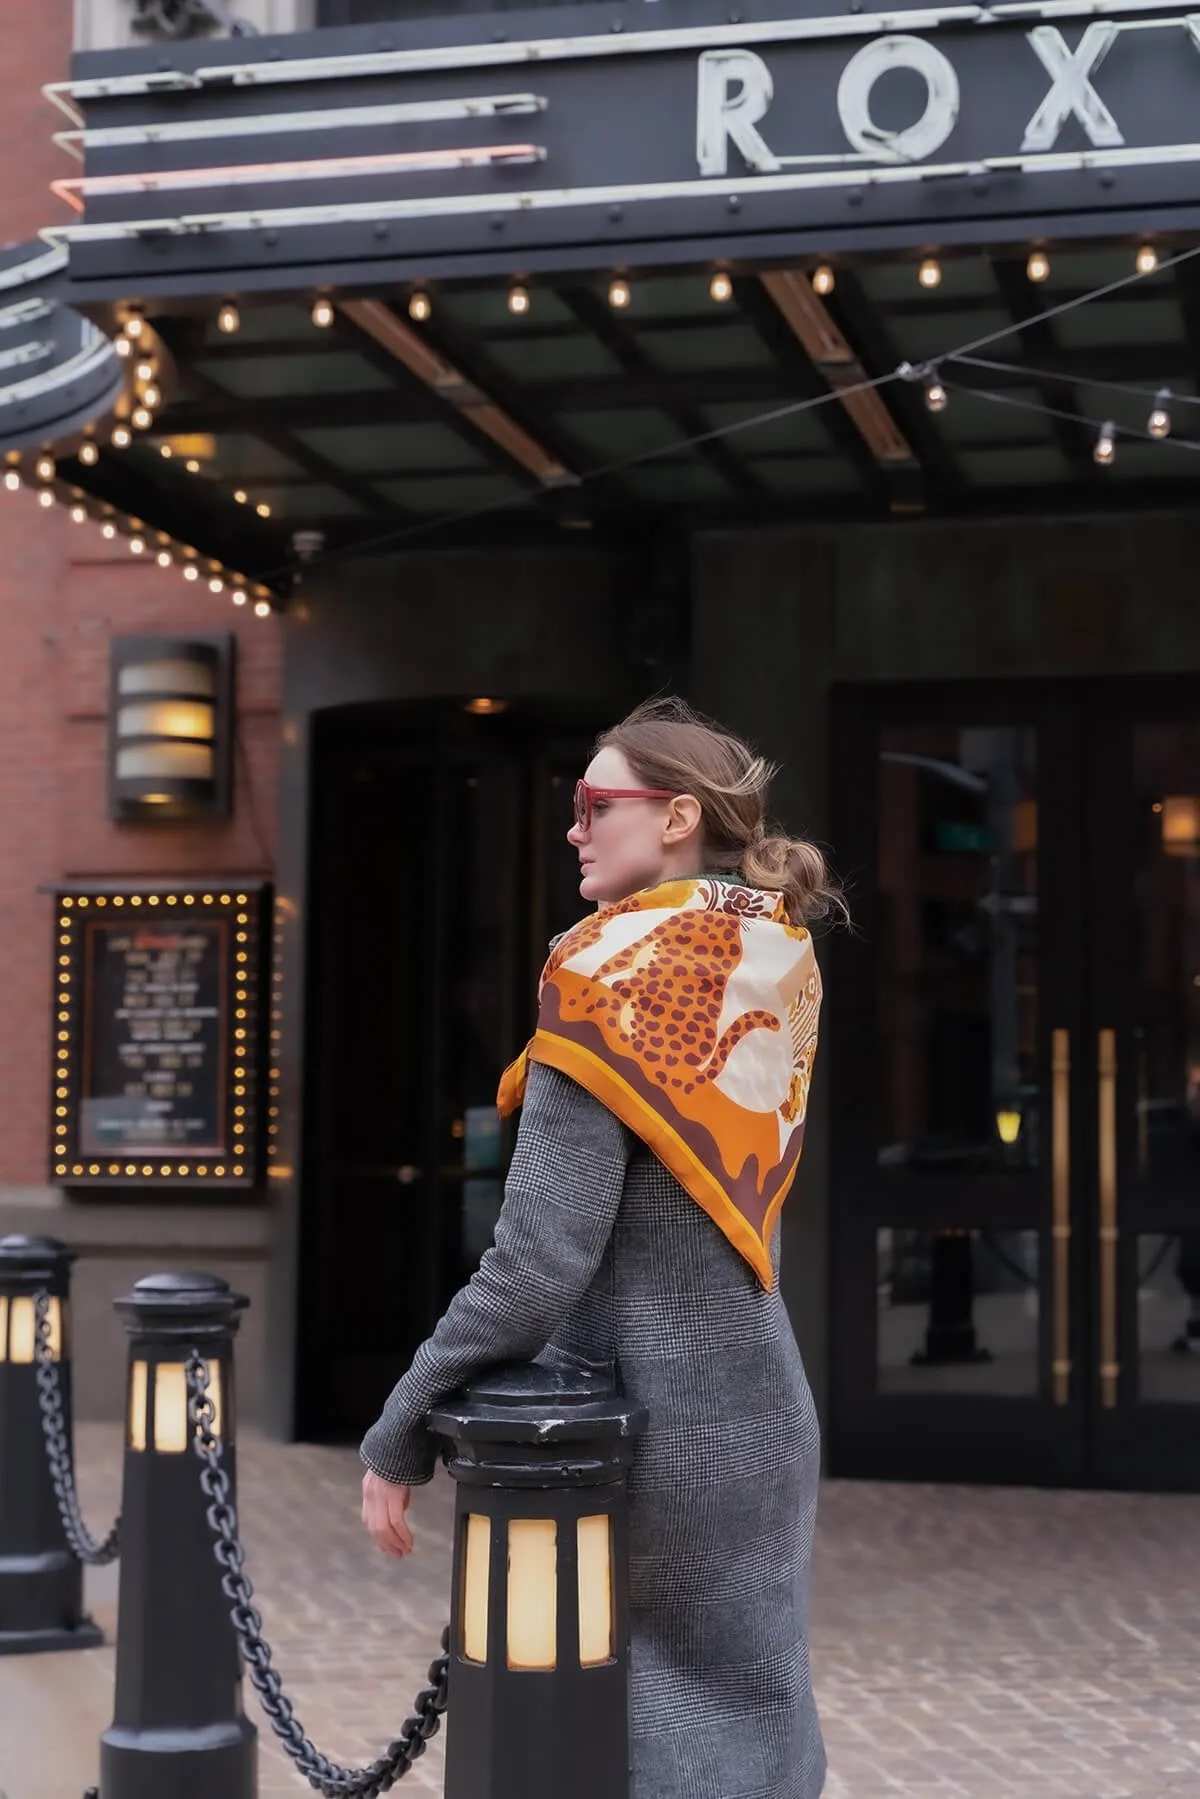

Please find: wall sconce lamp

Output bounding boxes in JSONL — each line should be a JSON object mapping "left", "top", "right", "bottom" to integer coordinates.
{"left": 108, "top": 636, "right": 233, "bottom": 822}
{"left": 1161, "top": 796, "right": 1200, "bottom": 858}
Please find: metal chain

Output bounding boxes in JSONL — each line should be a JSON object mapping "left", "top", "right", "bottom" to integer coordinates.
{"left": 185, "top": 1353, "right": 449, "bottom": 1798}
{"left": 32, "top": 1291, "right": 121, "bottom": 1567}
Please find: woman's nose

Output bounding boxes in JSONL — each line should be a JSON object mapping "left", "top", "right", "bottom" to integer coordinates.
{"left": 566, "top": 821, "right": 586, "bottom": 847}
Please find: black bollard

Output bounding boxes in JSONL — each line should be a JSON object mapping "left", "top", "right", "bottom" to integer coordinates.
{"left": 99, "top": 1272, "right": 256, "bottom": 1799}
{"left": 0, "top": 1233, "right": 101, "bottom": 1654}
{"left": 911, "top": 1229, "right": 993, "bottom": 1366}
{"left": 430, "top": 1364, "right": 647, "bottom": 1799}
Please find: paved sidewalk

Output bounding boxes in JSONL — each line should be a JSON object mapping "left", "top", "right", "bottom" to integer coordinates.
{"left": 2, "top": 1424, "right": 1199, "bottom": 1798}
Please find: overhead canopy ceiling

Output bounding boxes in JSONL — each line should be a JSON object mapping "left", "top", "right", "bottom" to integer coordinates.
{"left": 28, "top": 238, "right": 1199, "bottom": 592}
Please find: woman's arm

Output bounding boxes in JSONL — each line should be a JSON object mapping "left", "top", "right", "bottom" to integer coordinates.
{"left": 360, "top": 1062, "right": 630, "bottom": 1485}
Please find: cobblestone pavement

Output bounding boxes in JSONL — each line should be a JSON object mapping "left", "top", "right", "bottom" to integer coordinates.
{"left": 3, "top": 1424, "right": 1200, "bottom": 1798}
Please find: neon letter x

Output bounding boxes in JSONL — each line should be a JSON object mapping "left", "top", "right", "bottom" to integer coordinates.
{"left": 1021, "top": 24, "right": 1124, "bottom": 153}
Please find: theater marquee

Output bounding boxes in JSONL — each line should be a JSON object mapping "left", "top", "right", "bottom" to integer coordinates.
{"left": 47, "top": 0, "right": 1200, "bottom": 292}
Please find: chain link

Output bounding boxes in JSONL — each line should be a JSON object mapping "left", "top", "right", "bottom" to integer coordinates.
{"left": 185, "top": 1353, "right": 449, "bottom": 1798}
{"left": 32, "top": 1291, "right": 121, "bottom": 1567}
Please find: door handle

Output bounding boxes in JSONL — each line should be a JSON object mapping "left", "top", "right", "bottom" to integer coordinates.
{"left": 1051, "top": 1028, "right": 1071, "bottom": 1406}
{"left": 1097, "top": 1028, "right": 1119, "bottom": 1408}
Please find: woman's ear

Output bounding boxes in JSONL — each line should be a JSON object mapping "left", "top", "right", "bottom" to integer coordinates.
{"left": 663, "top": 793, "right": 702, "bottom": 847}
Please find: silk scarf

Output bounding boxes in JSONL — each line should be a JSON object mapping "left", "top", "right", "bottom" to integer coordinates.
{"left": 497, "top": 877, "right": 822, "bottom": 1288}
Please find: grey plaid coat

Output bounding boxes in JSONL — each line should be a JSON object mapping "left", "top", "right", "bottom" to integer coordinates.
{"left": 362, "top": 1061, "right": 826, "bottom": 1799}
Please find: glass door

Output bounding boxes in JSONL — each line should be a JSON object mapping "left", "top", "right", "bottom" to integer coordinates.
{"left": 830, "top": 678, "right": 1200, "bottom": 1490}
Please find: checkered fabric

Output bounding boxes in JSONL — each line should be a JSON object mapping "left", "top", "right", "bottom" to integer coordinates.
{"left": 361, "top": 1061, "right": 826, "bottom": 1799}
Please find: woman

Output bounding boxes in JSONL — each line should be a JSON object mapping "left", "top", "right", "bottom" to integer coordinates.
{"left": 361, "top": 697, "right": 836, "bottom": 1799}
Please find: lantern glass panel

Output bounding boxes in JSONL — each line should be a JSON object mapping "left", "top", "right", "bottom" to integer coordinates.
{"left": 4, "top": 1295, "right": 60, "bottom": 1363}
{"left": 116, "top": 741, "right": 216, "bottom": 780}
{"left": 0, "top": 1295, "right": 5, "bottom": 1361}
{"left": 149, "top": 1359, "right": 222, "bottom": 1453}
{"left": 577, "top": 1514, "right": 615, "bottom": 1666}
{"left": 462, "top": 1513, "right": 491, "bottom": 1663}
{"left": 506, "top": 1518, "right": 558, "bottom": 1670}
{"left": 129, "top": 1359, "right": 148, "bottom": 1451}
{"left": 118, "top": 659, "right": 215, "bottom": 697}
{"left": 117, "top": 700, "right": 215, "bottom": 742}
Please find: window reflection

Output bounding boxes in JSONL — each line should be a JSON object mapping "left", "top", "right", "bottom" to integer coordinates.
{"left": 878, "top": 727, "right": 1039, "bottom": 1174}
{"left": 877, "top": 1227, "right": 1040, "bottom": 1396}
{"left": 1137, "top": 1235, "right": 1200, "bottom": 1402}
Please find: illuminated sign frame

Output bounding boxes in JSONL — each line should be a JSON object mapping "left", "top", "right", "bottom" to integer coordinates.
{"left": 49, "top": 883, "right": 268, "bottom": 1190}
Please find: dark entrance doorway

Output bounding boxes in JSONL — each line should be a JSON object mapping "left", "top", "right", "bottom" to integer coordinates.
{"left": 296, "top": 701, "right": 597, "bottom": 1441}
{"left": 830, "top": 677, "right": 1200, "bottom": 1490}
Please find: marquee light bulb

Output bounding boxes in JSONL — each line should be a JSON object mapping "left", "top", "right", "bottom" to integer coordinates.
{"left": 608, "top": 278, "right": 631, "bottom": 310}
{"left": 124, "top": 315, "right": 145, "bottom": 340}
{"left": 925, "top": 379, "right": 948, "bottom": 413}
{"left": 812, "top": 265, "right": 835, "bottom": 296}
{"left": 209, "top": 577, "right": 224, "bottom": 593}
{"left": 183, "top": 563, "right": 200, "bottom": 580}
{"left": 217, "top": 300, "right": 241, "bottom": 334}
{"left": 129, "top": 536, "right": 145, "bottom": 554}
{"left": 115, "top": 335, "right": 132, "bottom": 358}
{"left": 157, "top": 550, "right": 172, "bottom": 567}
{"left": 312, "top": 296, "right": 335, "bottom": 328}
{"left": 111, "top": 425, "right": 132, "bottom": 448}
{"left": 1136, "top": 244, "right": 1159, "bottom": 276}
{"left": 918, "top": 258, "right": 943, "bottom": 290}
{"left": 185, "top": 458, "right": 200, "bottom": 474}
{"left": 131, "top": 407, "right": 153, "bottom": 431}
{"left": 1026, "top": 250, "right": 1050, "bottom": 283}
{"left": 78, "top": 441, "right": 99, "bottom": 466}
{"left": 3, "top": 470, "right": 19, "bottom": 491}
{"left": 508, "top": 284, "right": 531, "bottom": 316}
{"left": 141, "top": 383, "right": 160, "bottom": 409}
{"left": 232, "top": 588, "right": 247, "bottom": 606}
{"left": 1147, "top": 389, "right": 1172, "bottom": 439}
{"left": 408, "top": 290, "right": 431, "bottom": 322}
{"left": 38, "top": 489, "right": 54, "bottom": 508}
{"left": 709, "top": 271, "right": 733, "bottom": 304}
{"left": 135, "top": 360, "right": 154, "bottom": 382}
{"left": 254, "top": 599, "right": 272, "bottom": 617}
{"left": 70, "top": 505, "right": 86, "bottom": 524}
{"left": 160, "top": 443, "right": 173, "bottom": 458}
{"left": 36, "top": 456, "right": 55, "bottom": 481}
{"left": 101, "top": 522, "right": 116, "bottom": 539}
{"left": 256, "top": 501, "right": 271, "bottom": 518}
{"left": 1094, "top": 420, "right": 1116, "bottom": 466}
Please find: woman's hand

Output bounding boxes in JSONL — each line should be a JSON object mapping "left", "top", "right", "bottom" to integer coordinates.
{"left": 361, "top": 1469, "right": 415, "bottom": 1557}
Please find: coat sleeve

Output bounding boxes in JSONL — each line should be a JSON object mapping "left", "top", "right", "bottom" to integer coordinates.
{"left": 360, "top": 1062, "right": 630, "bottom": 1485}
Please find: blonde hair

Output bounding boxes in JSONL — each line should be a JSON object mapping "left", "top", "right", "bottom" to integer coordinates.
{"left": 597, "top": 697, "right": 846, "bottom": 929}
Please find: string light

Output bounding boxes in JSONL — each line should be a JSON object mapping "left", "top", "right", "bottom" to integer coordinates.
{"left": 232, "top": 589, "right": 247, "bottom": 606}
{"left": 217, "top": 300, "right": 241, "bottom": 334}
{"left": 70, "top": 504, "right": 86, "bottom": 524}
{"left": 141, "top": 383, "right": 160, "bottom": 410}
{"left": 4, "top": 470, "right": 19, "bottom": 491}
{"left": 1026, "top": 250, "right": 1050, "bottom": 283}
{"left": 38, "top": 490, "right": 54, "bottom": 508}
{"left": 1136, "top": 244, "right": 1159, "bottom": 276}
{"left": 254, "top": 599, "right": 272, "bottom": 617}
{"left": 608, "top": 278, "right": 631, "bottom": 310}
{"left": 1147, "top": 388, "right": 1172, "bottom": 439}
{"left": 812, "top": 266, "right": 835, "bottom": 296}
{"left": 36, "top": 456, "right": 54, "bottom": 481}
{"left": 256, "top": 502, "right": 271, "bottom": 518}
{"left": 114, "top": 336, "right": 132, "bottom": 359}
{"left": 123, "top": 315, "right": 145, "bottom": 340}
{"left": 918, "top": 258, "right": 943, "bottom": 290}
{"left": 135, "top": 360, "right": 154, "bottom": 383}
{"left": 1094, "top": 420, "right": 1116, "bottom": 466}
{"left": 111, "top": 425, "right": 132, "bottom": 448}
{"left": 129, "top": 536, "right": 145, "bottom": 554}
{"left": 156, "top": 550, "right": 172, "bottom": 567}
{"left": 507, "top": 284, "right": 531, "bottom": 316}
{"left": 131, "top": 407, "right": 152, "bottom": 430}
{"left": 925, "top": 377, "right": 948, "bottom": 412}
{"left": 312, "top": 297, "right": 335, "bottom": 328}
{"left": 78, "top": 442, "right": 98, "bottom": 466}
{"left": 709, "top": 271, "right": 733, "bottom": 303}
{"left": 408, "top": 291, "right": 431, "bottom": 322}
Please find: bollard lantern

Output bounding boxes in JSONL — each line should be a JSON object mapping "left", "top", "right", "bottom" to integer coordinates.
{"left": 99, "top": 1271, "right": 256, "bottom": 1799}
{"left": 429, "top": 1364, "right": 647, "bottom": 1799}
{"left": 0, "top": 1233, "right": 101, "bottom": 1654}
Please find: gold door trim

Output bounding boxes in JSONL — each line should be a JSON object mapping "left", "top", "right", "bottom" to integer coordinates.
{"left": 1051, "top": 1028, "right": 1071, "bottom": 1406}
{"left": 1097, "top": 1028, "right": 1119, "bottom": 1409}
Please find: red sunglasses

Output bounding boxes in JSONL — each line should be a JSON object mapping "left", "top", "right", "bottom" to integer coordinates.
{"left": 574, "top": 778, "right": 675, "bottom": 832}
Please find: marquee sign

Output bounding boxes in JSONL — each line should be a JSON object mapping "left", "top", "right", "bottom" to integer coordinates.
{"left": 47, "top": 0, "right": 1200, "bottom": 293}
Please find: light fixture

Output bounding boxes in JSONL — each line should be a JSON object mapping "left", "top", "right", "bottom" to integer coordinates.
{"left": 1026, "top": 250, "right": 1050, "bottom": 283}
{"left": 1094, "top": 420, "right": 1116, "bottom": 466}
{"left": 129, "top": 537, "right": 145, "bottom": 555}
{"left": 231, "top": 589, "right": 247, "bottom": 607}
{"left": 508, "top": 284, "right": 531, "bottom": 316}
{"left": 217, "top": 301, "right": 240, "bottom": 335}
{"left": 185, "top": 459, "right": 200, "bottom": 474}
{"left": 233, "top": 489, "right": 247, "bottom": 505}
{"left": 37, "top": 456, "right": 55, "bottom": 481}
{"left": 811, "top": 265, "right": 836, "bottom": 296}
{"left": 156, "top": 550, "right": 172, "bottom": 568}
{"left": 311, "top": 296, "right": 335, "bottom": 329}
{"left": 79, "top": 441, "right": 99, "bottom": 467}
{"left": 918, "top": 258, "right": 943, "bottom": 290}
{"left": 255, "top": 502, "right": 271, "bottom": 518}
{"left": 111, "top": 425, "right": 132, "bottom": 449}
{"left": 141, "top": 384, "right": 161, "bottom": 410}
{"left": 115, "top": 336, "right": 132, "bottom": 359}
{"left": 465, "top": 697, "right": 509, "bottom": 716}
{"left": 1161, "top": 796, "right": 1200, "bottom": 857}
{"left": 253, "top": 599, "right": 272, "bottom": 618}
{"left": 160, "top": 444, "right": 173, "bottom": 459}
{"left": 408, "top": 290, "right": 432, "bottom": 322}
{"left": 135, "top": 361, "right": 154, "bottom": 383}
{"left": 995, "top": 1108, "right": 1022, "bottom": 1146}
{"left": 101, "top": 522, "right": 116, "bottom": 539}
{"left": 4, "top": 470, "right": 20, "bottom": 492}
{"left": 70, "top": 505, "right": 86, "bottom": 524}
{"left": 924, "top": 377, "right": 948, "bottom": 413}
{"left": 109, "top": 634, "right": 233, "bottom": 821}
{"left": 1136, "top": 244, "right": 1159, "bottom": 276}
{"left": 131, "top": 407, "right": 153, "bottom": 431}
{"left": 124, "top": 314, "right": 145, "bottom": 340}
{"left": 709, "top": 271, "right": 733, "bottom": 304}
{"left": 38, "top": 490, "right": 54, "bottom": 509}
{"left": 208, "top": 577, "right": 224, "bottom": 594}
{"left": 1148, "top": 389, "right": 1172, "bottom": 439}
{"left": 608, "top": 278, "right": 631, "bottom": 310}
{"left": 182, "top": 565, "right": 200, "bottom": 581}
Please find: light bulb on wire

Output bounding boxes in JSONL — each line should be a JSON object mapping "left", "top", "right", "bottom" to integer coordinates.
{"left": 1136, "top": 244, "right": 1159, "bottom": 276}
{"left": 608, "top": 278, "right": 631, "bottom": 310}
{"left": 408, "top": 291, "right": 431, "bottom": 323}
{"left": 507, "top": 284, "right": 531, "bottom": 316}
{"left": 709, "top": 271, "right": 733, "bottom": 304}
{"left": 1148, "top": 389, "right": 1172, "bottom": 439}
{"left": 111, "top": 425, "right": 132, "bottom": 449}
{"left": 925, "top": 377, "right": 948, "bottom": 413}
{"left": 812, "top": 265, "right": 835, "bottom": 297}
{"left": 312, "top": 297, "right": 335, "bottom": 328}
{"left": 918, "top": 258, "right": 943, "bottom": 290}
{"left": 123, "top": 315, "right": 145, "bottom": 341}
{"left": 1026, "top": 250, "right": 1050, "bottom": 283}
{"left": 1094, "top": 420, "right": 1116, "bottom": 466}
{"left": 217, "top": 300, "right": 241, "bottom": 335}
{"left": 78, "top": 441, "right": 98, "bottom": 467}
